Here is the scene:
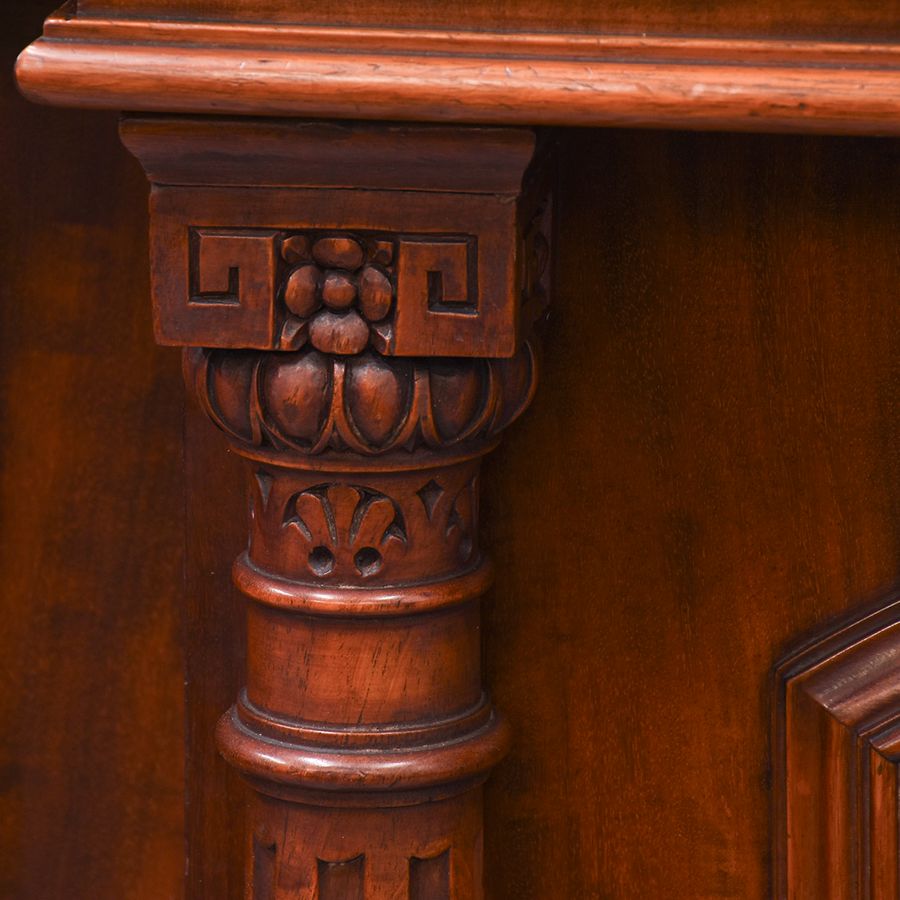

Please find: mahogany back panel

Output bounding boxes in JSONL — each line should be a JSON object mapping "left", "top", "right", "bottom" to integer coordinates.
{"left": 0, "top": 4, "right": 184, "bottom": 897}
{"left": 482, "top": 129, "right": 900, "bottom": 897}
{"left": 183, "top": 128, "right": 900, "bottom": 897}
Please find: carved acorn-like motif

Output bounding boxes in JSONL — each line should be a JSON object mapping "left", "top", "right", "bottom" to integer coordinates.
{"left": 284, "top": 265, "right": 319, "bottom": 318}
{"left": 185, "top": 216, "right": 541, "bottom": 454}
{"left": 186, "top": 339, "right": 538, "bottom": 457}
{"left": 358, "top": 266, "right": 393, "bottom": 322}
{"left": 345, "top": 354, "right": 413, "bottom": 447}
{"left": 429, "top": 360, "right": 484, "bottom": 441}
{"left": 313, "top": 236, "right": 365, "bottom": 270}
{"left": 205, "top": 350, "right": 257, "bottom": 441}
{"left": 277, "top": 234, "right": 395, "bottom": 355}
{"left": 263, "top": 351, "right": 332, "bottom": 443}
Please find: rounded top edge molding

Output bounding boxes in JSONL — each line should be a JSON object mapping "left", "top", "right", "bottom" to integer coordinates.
{"left": 15, "top": 16, "right": 900, "bottom": 136}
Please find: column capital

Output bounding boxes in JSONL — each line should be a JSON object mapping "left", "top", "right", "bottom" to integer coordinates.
{"left": 121, "top": 117, "right": 552, "bottom": 360}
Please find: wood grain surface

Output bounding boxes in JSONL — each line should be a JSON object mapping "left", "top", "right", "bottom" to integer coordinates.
{"left": 16, "top": 12, "right": 900, "bottom": 135}
{"left": 180, "top": 126, "right": 900, "bottom": 897}
{"left": 75, "top": 0, "right": 900, "bottom": 40}
{"left": 127, "top": 116, "right": 545, "bottom": 899}
{"left": 0, "top": 3, "right": 184, "bottom": 897}
{"left": 184, "top": 409, "right": 245, "bottom": 898}
{"left": 6, "top": 1, "right": 900, "bottom": 896}
{"left": 481, "top": 128, "right": 900, "bottom": 898}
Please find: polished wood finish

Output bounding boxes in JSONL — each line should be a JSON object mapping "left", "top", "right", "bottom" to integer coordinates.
{"left": 180, "top": 127, "right": 900, "bottom": 899}
{"left": 122, "top": 118, "right": 540, "bottom": 357}
{"left": 9, "top": 0, "right": 900, "bottom": 897}
{"left": 0, "top": 4, "right": 184, "bottom": 896}
{"left": 775, "top": 592, "right": 900, "bottom": 899}
{"left": 73, "top": 0, "right": 900, "bottom": 39}
{"left": 480, "top": 129, "right": 900, "bottom": 899}
{"left": 183, "top": 405, "right": 246, "bottom": 897}
{"left": 15, "top": 9, "right": 900, "bottom": 134}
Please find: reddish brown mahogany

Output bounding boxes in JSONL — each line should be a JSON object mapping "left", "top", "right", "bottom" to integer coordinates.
{"left": 16, "top": 10, "right": 900, "bottom": 135}
{"left": 123, "top": 116, "right": 551, "bottom": 897}
{"left": 0, "top": 9, "right": 185, "bottom": 895}
{"left": 9, "top": 1, "right": 900, "bottom": 898}
{"left": 775, "top": 592, "right": 900, "bottom": 899}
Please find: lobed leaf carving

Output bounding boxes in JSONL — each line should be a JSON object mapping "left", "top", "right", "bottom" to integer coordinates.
{"left": 187, "top": 341, "right": 538, "bottom": 457}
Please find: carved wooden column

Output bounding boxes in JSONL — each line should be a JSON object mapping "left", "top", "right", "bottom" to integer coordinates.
{"left": 122, "top": 117, "right": 551, "bottom": 898}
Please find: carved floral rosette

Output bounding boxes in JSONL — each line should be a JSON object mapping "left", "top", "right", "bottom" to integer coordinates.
{"left": 173, "top": 195, "right": 548, "bottom": 900}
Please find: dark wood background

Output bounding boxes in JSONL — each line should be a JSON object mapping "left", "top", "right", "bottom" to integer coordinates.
{"left": 0, "top": 4, "right": 184, "bottom": 897}
{"left": 3, "top": 2, "right": 899, "bottom": 897}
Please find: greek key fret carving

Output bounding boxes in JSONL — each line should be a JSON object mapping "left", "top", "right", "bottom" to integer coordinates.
{"left": 161, "top": 225, "right": 506, "bottom": 356}
{"left": 181, "top": 228, "right": 280, "bottom": 346}
{"left": 393, "top": 238, "right": 480, "bottom": 354}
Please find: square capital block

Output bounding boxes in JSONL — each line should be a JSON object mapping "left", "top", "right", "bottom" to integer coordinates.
{"left": 127, "top": 118, "right": 551, "bottom": 359}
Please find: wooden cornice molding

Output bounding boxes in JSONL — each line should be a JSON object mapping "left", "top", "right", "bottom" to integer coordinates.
{"left": 16, "top": 5, "right": 900, "bottom": 136}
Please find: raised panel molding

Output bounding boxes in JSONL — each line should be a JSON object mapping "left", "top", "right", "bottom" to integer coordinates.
{"left": 774, "top": 592, "right": 900, "bottom": 899}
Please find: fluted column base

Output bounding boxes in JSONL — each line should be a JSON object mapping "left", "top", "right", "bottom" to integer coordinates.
{"left": 248, "top": 789, "right": 487, "bottom": 900}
